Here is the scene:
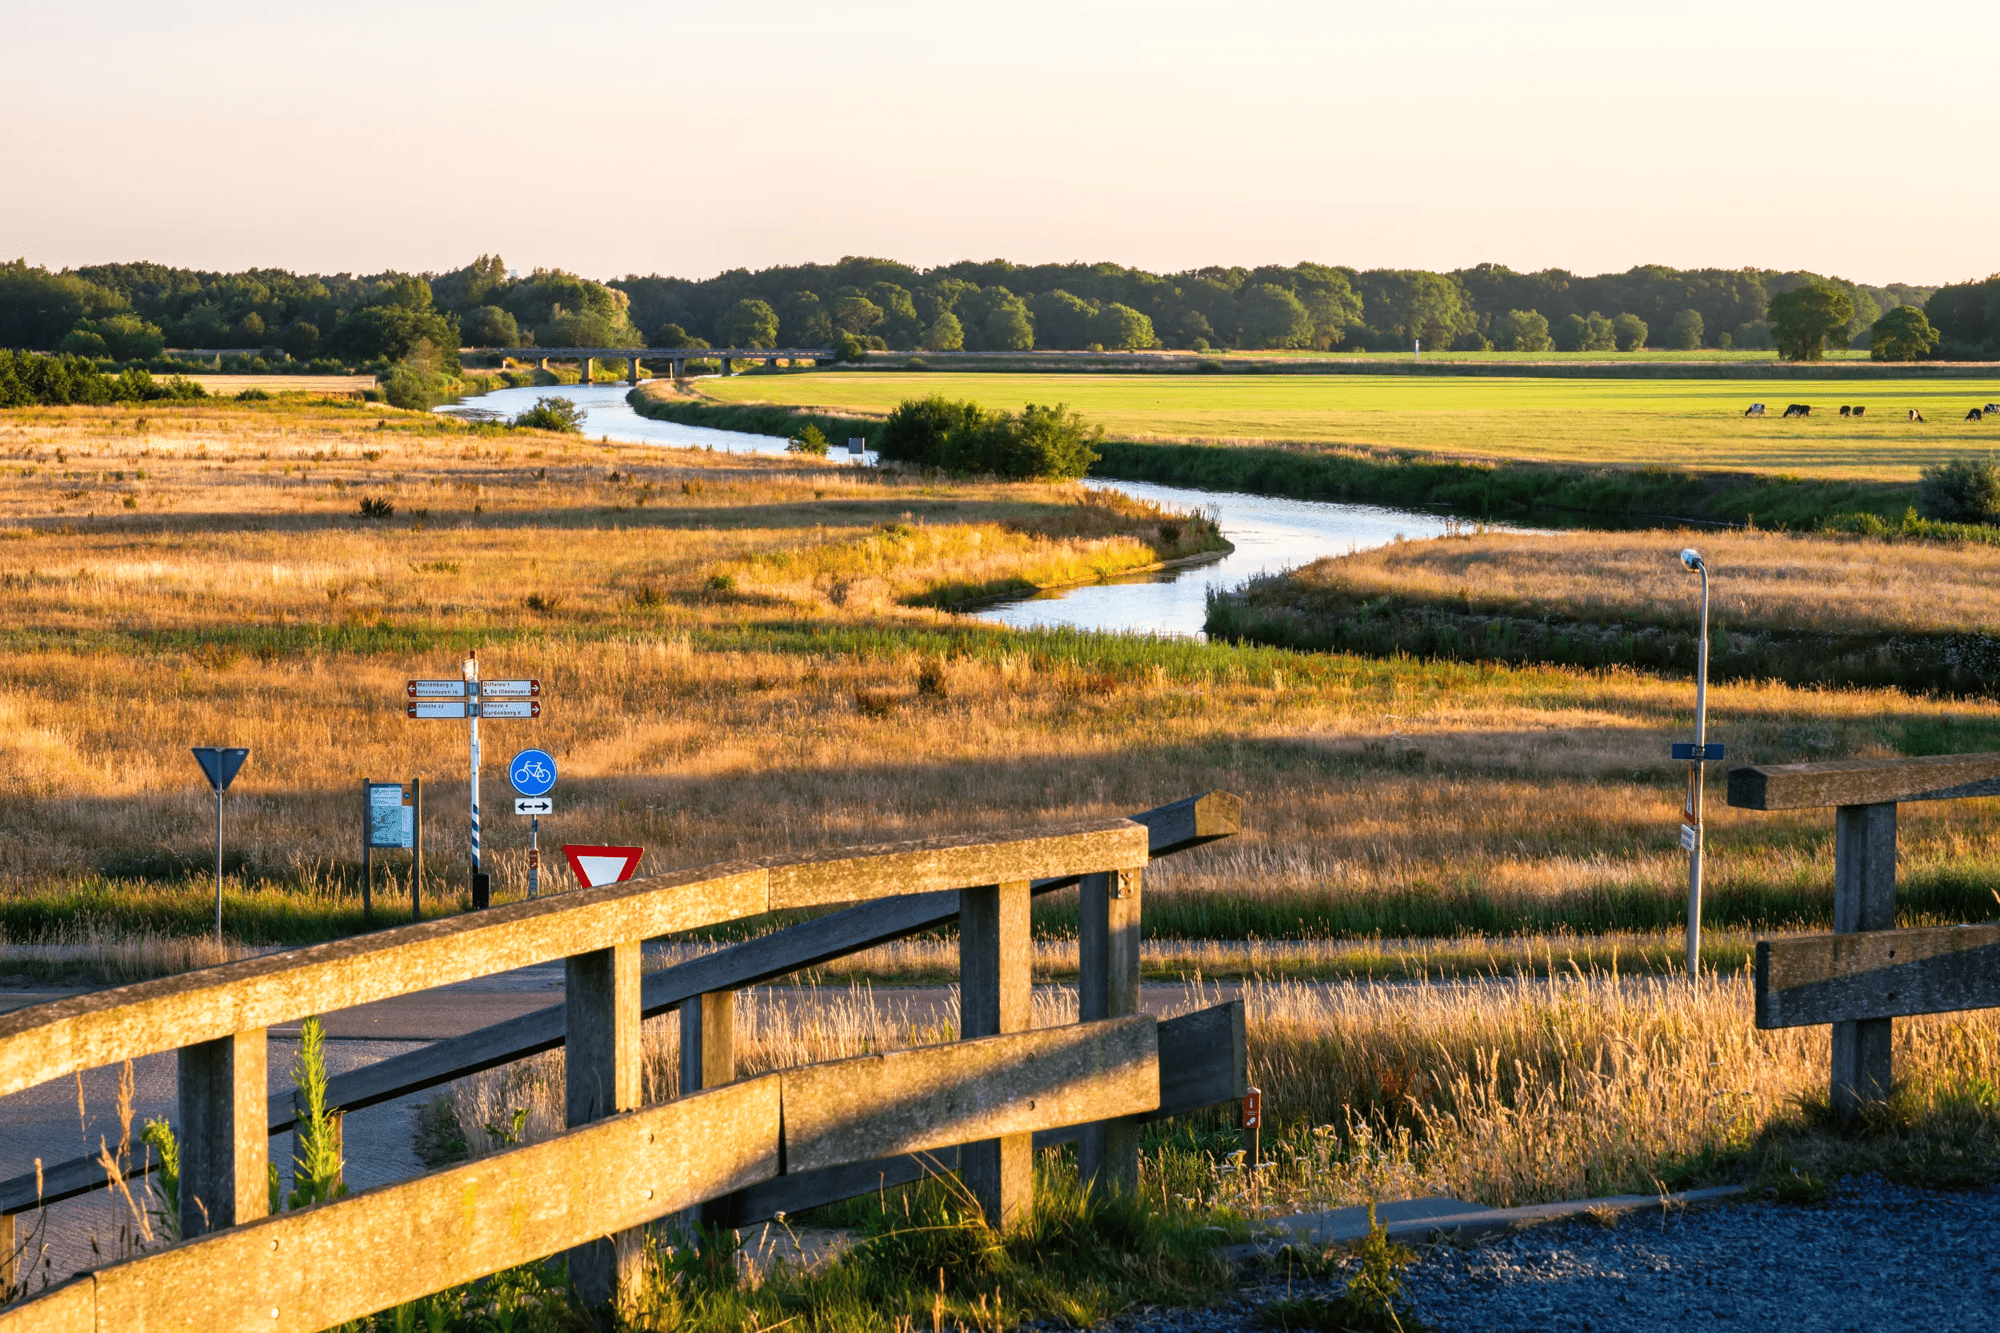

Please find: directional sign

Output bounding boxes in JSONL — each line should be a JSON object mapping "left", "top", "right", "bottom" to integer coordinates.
{"left": 515, "top": 796, "right": 554, "bottom": 815}
{"left": 191, "top": 746, "right": 250, "bottom": 792}
{"left": 1671, "top": 742, "right": 1726, "bottom": 761}
{"left": 479, "top": 699, "right": 541, "bottom": 719}
{"left": 509, "top": 748, "right": 557, "bottom": 797}
{"left": 564, "top": 845, "right": 643, "bottom": 889}
{"left": 482, "top": 679, "right": 541, "bottom": 698}
{"left": 408, "top": 699, "right": 469, "bottom": 719}
{"left": 1680, "top": 823, "right": 1699, "bottom": 851}
{"left": 407, "top": 680, "right": 467, "bottom": 698}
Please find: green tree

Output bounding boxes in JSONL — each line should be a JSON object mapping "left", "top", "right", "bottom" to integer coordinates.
{"left": 1919, "top": 457, "right": 2000, "bottom": 523}
{"left": 1869, "top": 305, "right": 1940, "bottom": 361}
{"left": 1357, "top": 270, "right": 1475, "bottom": 349}
{"left": 920, "top": 311, "right": 964, "bottom": 352}
{"left": 990, "top": 402, "right": 1102, "bottom": 479}
{"left": 365, "top": 273, "right": 433, "bottom": 312}
{"left": 779, "top": 292, "right": 833, "bottom": 346}
{"left": 787, "top": 424, "right": 832, "bottom": 456}
{"left": 1665, "top": 309, "right": 1704, "bottom": 350}
{"left": 460, "top": 305, "right": 519, "bottom": 347}
{"left": 1090, "top": 303, "right": 1155, "bottom": 350}
{"left": 1767, "top": 280, "right": 1854, "bottom": 361}
{"left": 651, "top": 323, "right": 707, "bottom": 349}
{"left": 716, "top": 298, "right": 779, "bottom": 349}
{"left": 1557, "top": 311, "right": 1616, "bottom": 352}
{"left": 59, "top": 327, "right": 109, "bottom": 357}
{"left": 1237, "top": 284, "right": 1313, "bottom": 348}
{"left": 328, "top": 305, "right": 461, "bottom": 369}
{"left": 830, "top": 294, "right": 885, "bottom": 336}
{"left": 1490, "top": 309, "right": 1551, "bottom": 352}
{"left": 512, "top": 396, "right": 587, "bottom": 432}
{"left": 281, "top": 321, "right": 320, "bottom": 361}
{"left": 1611, "top": 312, "right": 1648, "bottom": 352}
{"left": 958, "top": 288, "right": 1035, "bottom": 351}
{"left": 1028, "top": 290, "right": 1097, "bottom": 349}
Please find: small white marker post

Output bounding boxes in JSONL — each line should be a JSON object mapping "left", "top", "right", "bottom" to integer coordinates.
{"left": 405, "top": 658, "right": 543, "bottom": 909}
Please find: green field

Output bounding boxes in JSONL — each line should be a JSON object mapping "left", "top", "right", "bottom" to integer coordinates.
{"left": 698, "top": 372, "right": 2000, "bottom": 480}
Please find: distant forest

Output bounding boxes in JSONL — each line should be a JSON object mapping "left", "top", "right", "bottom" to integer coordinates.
{"left": 5, "top": 253, "right": 1998, "bottom": 363}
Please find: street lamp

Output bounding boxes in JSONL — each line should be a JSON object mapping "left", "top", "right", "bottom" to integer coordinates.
{"left": 1677, "top": 548, "right": 1714, "bottom": 977}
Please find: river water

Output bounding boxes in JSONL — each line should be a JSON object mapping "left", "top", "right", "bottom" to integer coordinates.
{"left": 438, "top": 381, "right": 1496, "bottom": 639}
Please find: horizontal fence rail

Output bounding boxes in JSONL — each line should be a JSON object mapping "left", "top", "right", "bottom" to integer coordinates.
{"left": 1732, "top": 753, "right": 2000, "bottom": 1117}
{"left": 0, "top": 792, "right": 1239, "bottom": 1218}
{"left": 8, "top": 1019, "right": 1161, "bottom": 1333}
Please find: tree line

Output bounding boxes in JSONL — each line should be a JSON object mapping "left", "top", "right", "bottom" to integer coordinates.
{"left": 6, "top": 253, "right": 1997, "bottom": 365}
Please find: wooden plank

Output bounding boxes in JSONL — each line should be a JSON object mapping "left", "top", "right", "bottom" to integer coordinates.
{"left": 1830, "top": 802, "right": 1897, "bottom": 1118}
{"left": 1141, "top": 1000, "right": 1248, "bottom": 1121}
{"left": 0, "top": 1276, "right": 94, "bottom": 1333}
{"left": 959, "top": 881, "right": 1032, "bottom": 1228}
{"left": 678, "top": 991, "right": 737, "bottom": 1230}
{"left": 177, "top": 1031, "right": 267, "bottom": 1237}
{"left": 763, "top": 819, "right": 1146, "bottom": 910}
{"left": 780, "top": 1015, "right": 1159, "bottom": 1176}
{"left": 83, "top": 1078, "right": 780, "bottom": 1333}
{"left": 1756, "top": 923, "right": 2000, "bottom": 1027}
{"left": 1079, "top": 868, "right": 1144, "bottom": 1193}
{"left": 564, "top": 941, "right": 644, "bottom": 1311}
{"left": 0, "top": 863, "right": 769, "bottom": 1100}
{"left": 0, "top": 795, "right": 1242, "bottom": 1216}
{"left": 1728, "top": 752, "right": 2000, "bottom": 811}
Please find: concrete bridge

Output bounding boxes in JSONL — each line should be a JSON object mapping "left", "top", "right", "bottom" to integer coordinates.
{"left": 460, "top": 346, "right": 835, "bottom": 383}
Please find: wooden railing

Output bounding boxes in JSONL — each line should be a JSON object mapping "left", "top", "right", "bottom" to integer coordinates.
{"left": 1730, "top": 754, "right": 2000, "bottom": 1117}
{"left": 0, "top": 792, "right": 1245, "bottom": 1327}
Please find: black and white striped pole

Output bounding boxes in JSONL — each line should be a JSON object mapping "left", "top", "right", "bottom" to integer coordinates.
{"left": 405, "top": 658, "right": 542, "bottom": 911}
{"left": 464, "top": 653, "right": 487, "bottom": 909}
{"left": 1675, "top": 548, "right": 1720, "bottom": 978}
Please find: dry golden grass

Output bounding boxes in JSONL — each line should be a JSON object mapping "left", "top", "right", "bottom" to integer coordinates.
{"left": 438, "top": 971, "right": 2000, "bottom": 1211}
{"left": 1284, "top": 526, "right": 2000, "bottom": 637}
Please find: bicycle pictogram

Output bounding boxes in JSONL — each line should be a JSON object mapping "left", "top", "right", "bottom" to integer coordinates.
{"left": 507, "top": 748, "right": 558, "bottom": 797}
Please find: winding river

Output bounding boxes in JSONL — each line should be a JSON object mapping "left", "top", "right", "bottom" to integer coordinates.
{"left": 440, "top": 382, "right": 1500, "bottom": 639}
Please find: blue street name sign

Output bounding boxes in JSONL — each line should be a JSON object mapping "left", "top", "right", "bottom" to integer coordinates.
{"left": 1671, "top": 742, "right": 1726, "bottom": 761}
{"left": 509, "top": 748, "right": 558, "bottom": 798}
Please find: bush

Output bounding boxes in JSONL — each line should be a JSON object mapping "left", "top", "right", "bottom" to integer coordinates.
{"left": 1667, "top": 309, "right": 1705, "bottom": 350}
{"left": 0, "top": 350, "right": 204, "bottom": 407}
{"left": 943, "top": 402, "right": 1102, "bottom": 480}
{"left": 787, "top": 424, "right": 831, "bottom": 456}
{"left": 878, "top": 394, "right": 987, "bottom": 468}
{"left": 1451, "top": 330, "right": 1492, "bottom": 352}
{"left": 832, "top": 330, "right": 867, "bottom": 362}
{"left": 1871, "top": 305, "right": 1941, "bottom": 362}
{"left": 380, "top": 363, "right": 454, "bottom": 410}
{"left": 512, "top": 396, "right": 586, "bottom": 433}
{"left": 1918, "top": 458, "right": 2000, "bottom": 524}
{"left": 1611, "top": 312, "right": 1648, "bottom": 352}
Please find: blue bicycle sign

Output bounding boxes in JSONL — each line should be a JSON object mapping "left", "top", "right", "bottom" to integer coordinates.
{"left": 508, "top": 748, "right": 558, "bottom": 798}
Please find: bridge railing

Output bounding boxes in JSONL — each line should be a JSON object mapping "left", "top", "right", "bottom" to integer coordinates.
{"left": 1731, "top": 753, "right": 2000, "bottom": 1117}
{"left": 0, "top": 793, "right": 1246, "bottom": 1327}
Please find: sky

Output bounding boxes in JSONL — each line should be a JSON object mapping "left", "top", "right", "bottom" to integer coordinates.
{"left": 3, "top": 0, "right": 1995, "bottom": 288}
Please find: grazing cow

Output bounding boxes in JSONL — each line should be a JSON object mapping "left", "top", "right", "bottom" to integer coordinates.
{"left": 1839, "top": 405, "right": 1852, "bottom": 417}
{"left": 1744, "top": 402, "right": 1766, "bottom": 417}
{"left": 1851, "top": 406, "right": 1866, "bottom": 418}
{"left": 1971, "top": 408, "right": 1986, "bottom": 422}
{"left": 1782, "top": 403, "right": 1812, "bottom": 418}
{"left": 1910, "top": 409, "right": 1926, "bottom": 422}
{"left": 1986, "top": 403, "right": 2000, "bottom": 414}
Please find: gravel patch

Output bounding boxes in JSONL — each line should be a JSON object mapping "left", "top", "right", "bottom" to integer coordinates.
{"left": 1081, "top": 1176, "right": 2000, "bottom": 1333}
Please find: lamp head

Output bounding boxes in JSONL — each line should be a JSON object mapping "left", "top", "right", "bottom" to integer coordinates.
{"left": 1679, "top": 548, "right": 1704, "bottom": 572}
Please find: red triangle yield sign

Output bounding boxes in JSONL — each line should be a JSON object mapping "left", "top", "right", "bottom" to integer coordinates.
{"left": 562, "top": 845, "right": 645, "bottom": 889}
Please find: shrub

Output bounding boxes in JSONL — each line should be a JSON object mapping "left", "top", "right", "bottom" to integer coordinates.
{"left": 511, "top": 396, "right": 586, "bottom": 433}
{"left": 1918, "top": 457, "right": 2000, "bottom": 524}
{"left": 787, "top": 424, "right": 831, "bottom": 456}
{"left": 357, "top": 496, "right": 395, "bottom": 519}
{"left": 833, "top": 330, "right": 867, "bottom": 362}
{"left": 941, "top": 401, "right": 1102, "bottom": 480}
{"left": 1871, "top": 305, "right": 1941, "bottom": 362}
{"left": 1611, "top": 312, "right": 1648, "bottom": 352}
{"left": 235, "top": 388, "right": 272, "bottom": 402}
{"left": 1667, "top": 309, "right": 1705, "bottom": 350}
{"left": 878, "top": 395, "right": 987, "bottom": 468}
{"left": 381, "top": 362, "right": 455, "bottom": 410}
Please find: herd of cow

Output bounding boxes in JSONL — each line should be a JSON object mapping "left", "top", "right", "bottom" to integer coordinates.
{"left": 1742, "top": 402, "right": 2000, "bottom": 422}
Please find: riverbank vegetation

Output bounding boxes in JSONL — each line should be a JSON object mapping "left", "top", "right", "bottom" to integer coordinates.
{"left": 1207, "top": 526, "right": 2000, "bottom": 694}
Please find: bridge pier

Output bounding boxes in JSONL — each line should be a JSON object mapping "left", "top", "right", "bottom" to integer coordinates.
{"left": 718, "top": 357, "right": 733, "bottom": 377}
{"left": 538, "top": 357, "right": 550, "bottom": 373}
{"left": 579, "top": 356, "right": 593, "bottom": 385}
{"left": 627, "top": 356, "right": 641, "bottom": 385}
{"left": 671, "top": 357, "right": 685, "bottom": 380}
{"left": 764, "top": 357, "right": 778, "bottom": 369}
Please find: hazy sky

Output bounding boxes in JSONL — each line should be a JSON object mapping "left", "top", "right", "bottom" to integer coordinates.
{"left": 4, "top": 0, "right": 1994, "bottom": 287}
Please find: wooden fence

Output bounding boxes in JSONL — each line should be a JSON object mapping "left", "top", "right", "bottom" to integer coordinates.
{"left": 1731, "top": 753, "right": 2000, "bottom": 1117}
{"left": 0, "top": 792, "right": 1246, "bottom": 1328}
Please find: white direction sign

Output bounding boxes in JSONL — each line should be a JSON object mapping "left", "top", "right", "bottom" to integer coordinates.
{"left": 408, "top": 699, "right": 469, "bottom": 719}
{"left": 479, "top": 699, "right": 541, "bottom": 719}
{"left": 407, "top": 680, "right": 467, "bottom": 698}
{"left": 481, "top": 679, "right": 541, "bottom": 698}
{"left": 515, "top": 796, "right": 553, "bottom": 815}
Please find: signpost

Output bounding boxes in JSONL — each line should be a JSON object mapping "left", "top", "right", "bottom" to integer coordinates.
{"left": 190, "top": 746, "right": 249, "bottom": 941}
{"left": 404, "top": 655, "right": 543, "bottom": 909}
{"left": 562, "top": 845, "right": 644, "bottom": 890}
{"left": 508, "top": 748, "right": 557, "bottom": 898}
{"left": 363, "top": 779, "right": 424, "bottom": 923}
{"left": 1678, "top": 548, "right": 1717, "bottom": 977}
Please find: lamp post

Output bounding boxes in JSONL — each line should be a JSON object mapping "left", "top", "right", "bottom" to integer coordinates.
{"left": 1680, "top": 548, "right": 1710, "bottom": 977}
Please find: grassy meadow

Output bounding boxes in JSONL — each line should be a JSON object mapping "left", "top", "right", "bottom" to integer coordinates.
{"left": 696, "top": 370, "right": 2000, "bottom": 479}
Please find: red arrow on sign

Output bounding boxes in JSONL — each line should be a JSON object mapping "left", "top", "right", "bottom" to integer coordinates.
{"left": 562, "top": 845, "right": 644, "bottom": 889}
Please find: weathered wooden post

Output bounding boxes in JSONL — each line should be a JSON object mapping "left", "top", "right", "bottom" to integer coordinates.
{"left": 565, "top": 940, "right": 643, "bottom": 1316}
{"left": 1, "top": 1212, "right": 15, "bottom": 1294}
{"left": 960, "top": 879, "right": 1031, "bottom": 1228}
{"left": 1830, "top": 801, "right": 1897, "bottom": 1115}
{"left": 177, "top": 1031, "right": 269, "bottom": 1238}
{"left": 1078, "top": 867, "right": 1143, "bottom": 1194}
{"left": 678, "top": 990, "right": 736, "bottom": 1229}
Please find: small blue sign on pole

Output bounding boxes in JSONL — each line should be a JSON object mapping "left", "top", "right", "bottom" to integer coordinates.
{"left": 509, "top": 748, "right": 557, "bottom": 798}
{"left": 1672, "top": 742, "right": 1725, "bottom": 762}
{"left": 192, "top": 746, "right": 251, "bottom": 791}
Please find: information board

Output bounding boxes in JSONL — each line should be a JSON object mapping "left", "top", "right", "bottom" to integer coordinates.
{"left": 368, "top": 782, "right": 415, "bottom": 849}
